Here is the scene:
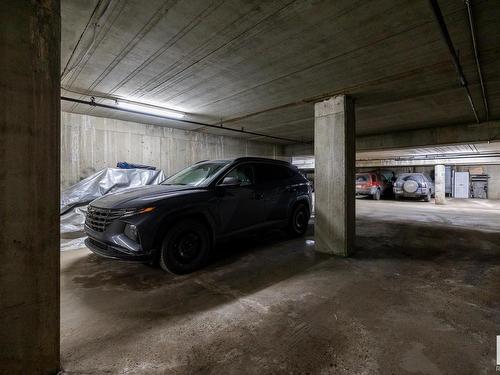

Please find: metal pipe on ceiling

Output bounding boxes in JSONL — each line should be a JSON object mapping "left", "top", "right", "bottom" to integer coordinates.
{"left": 428, "top": 0, "right": 480, "bottom": 123}
{"left": 60, "top": 96, "right": 303, "bottom": 144}
{"left": 465, "top": 0, "right": 489, "bottom": 121}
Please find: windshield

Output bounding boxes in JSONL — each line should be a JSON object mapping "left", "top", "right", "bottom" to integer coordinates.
{"left": 162, "top": 162, "right": 229, "bottom": 187}
{"left": 356, "top": 174, "right": 370, "bottom": 183}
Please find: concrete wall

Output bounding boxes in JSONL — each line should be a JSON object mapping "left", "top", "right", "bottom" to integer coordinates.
{"left": 61, "top": 112, "right": 284, "bottom": 188}
{"left": 284, "top": 142, "right": 314, "bottom": 157}
{"left": 456, "top": 165, "right": 500, "bottom": 200}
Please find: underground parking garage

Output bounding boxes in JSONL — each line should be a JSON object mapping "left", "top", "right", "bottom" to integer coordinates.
{"left": 2, "top": 0, "right": 500, "bottom": 373}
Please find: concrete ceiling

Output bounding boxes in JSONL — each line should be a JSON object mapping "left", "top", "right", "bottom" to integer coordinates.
{"left": 61, "top": 0, "right": 500, "bottom": 144}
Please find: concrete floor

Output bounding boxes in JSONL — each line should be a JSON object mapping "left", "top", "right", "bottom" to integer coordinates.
{"left": 61, "top": 199, "right": 500, "bottom": 374}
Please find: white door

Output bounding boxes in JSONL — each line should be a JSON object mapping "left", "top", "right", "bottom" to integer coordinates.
{"left": 454, "top": 172, "right": 469, "bottom": 198}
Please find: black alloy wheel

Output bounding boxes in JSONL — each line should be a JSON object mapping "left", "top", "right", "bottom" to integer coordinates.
{"left": 160, "top": 219, "right": 211, "bottom": 274}
{"left": 288, "top": 203, "right": 310, "bottom": 237}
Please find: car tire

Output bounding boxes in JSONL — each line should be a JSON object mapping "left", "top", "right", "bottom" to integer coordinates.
{"left": 373, "top": 189, "right": 381, "bottom": 200}
{"left": 159, "top": 219, "right": 211, "bottom": 274}
{"left": 287, "top": 203, "right": 310, "bottom": 237}
{"left": 424, "top": 190, "right": 431, "bottom": 202}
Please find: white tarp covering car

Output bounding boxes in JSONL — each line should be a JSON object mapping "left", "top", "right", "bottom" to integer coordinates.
{"left": 60, "top": 168, "right": 166, "bottom": 251}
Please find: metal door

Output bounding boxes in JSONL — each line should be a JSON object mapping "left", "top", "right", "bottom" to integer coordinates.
{"left": 454, "top": 172, "right": 469, "bottom": 198}
{"left": 445, "top": 166, "right": 452, "bottom": 195}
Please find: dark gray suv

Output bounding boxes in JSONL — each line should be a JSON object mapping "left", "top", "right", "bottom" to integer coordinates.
{"left": 84, "top": 157, "right": 312, "bottom": 274}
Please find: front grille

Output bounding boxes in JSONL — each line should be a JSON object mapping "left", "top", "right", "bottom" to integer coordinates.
{"left": 85, "top": 206, "right": 125, "bottom": 232}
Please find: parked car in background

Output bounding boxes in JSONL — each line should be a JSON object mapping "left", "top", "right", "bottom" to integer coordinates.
{"left": 393, "top": 173, "right": 435, "bottom": 201}
{"left": 355, "top": 172, "right": 390, "bottom": 200}
{"left": 84, "top": 158, "right": 312, "bottom": 274}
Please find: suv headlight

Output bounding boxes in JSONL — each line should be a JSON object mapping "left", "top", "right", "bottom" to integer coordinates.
{"left": 120, "top": 206, "right": 155, "bottom": 218}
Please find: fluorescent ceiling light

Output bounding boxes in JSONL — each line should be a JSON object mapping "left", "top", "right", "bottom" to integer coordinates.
{"left": 116, "top": 100, "right": 185, "bottom": 119}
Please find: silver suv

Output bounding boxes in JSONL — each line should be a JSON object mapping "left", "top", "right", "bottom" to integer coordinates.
{"left": 393, "top": 173, "right": 434, "bottom": 202}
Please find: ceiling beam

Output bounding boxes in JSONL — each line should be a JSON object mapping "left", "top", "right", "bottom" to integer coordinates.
{"left": 284, "top": 120, "right": 500, "bottom": 156}
{"left": 356, "top": 155, "right": 500, "bottom": 167}
{"left": 357, "top": 120, "right": 500, "bottom": 151}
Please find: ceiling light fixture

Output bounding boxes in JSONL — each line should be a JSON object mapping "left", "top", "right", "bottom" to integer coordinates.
{"left": 115, "top": 100, "right": 185, "bottom": 119}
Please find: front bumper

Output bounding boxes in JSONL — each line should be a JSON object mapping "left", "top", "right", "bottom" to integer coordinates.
{"left": 84, "top": 216, "right": 155, "bottom": 262}
{"left": 85, "top": 237, "right": 152, "bottom": 262}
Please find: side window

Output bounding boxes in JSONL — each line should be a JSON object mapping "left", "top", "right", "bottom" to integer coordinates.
{"left": 254, "top": 164, "right": 291, "bottom": 184}
{"left": 254, "top": 164, "right": 273, "bottom": 184}
{"left": 223, "top": 165, "right": 254, "bottom": 186}
{"left": 276, "top": 166, "right": 293, "bottom": 179}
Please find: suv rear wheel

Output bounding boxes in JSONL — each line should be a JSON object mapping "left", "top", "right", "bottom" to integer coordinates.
{"left": 424, "top": 190, "right": 431, "bottom": 202}
{"left": 287, "top": 203, "right": 310, "bottom": 237}
{"left": 159, "top": 219, "right": 211, "bottom": 274}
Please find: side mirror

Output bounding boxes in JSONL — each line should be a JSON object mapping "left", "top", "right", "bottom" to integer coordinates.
{"left": 220, "top": 176, "right": 241, "bottom": 187}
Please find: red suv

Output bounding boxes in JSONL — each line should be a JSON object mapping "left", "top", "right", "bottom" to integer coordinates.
{"left": 355, "top": 172, "right": 390, "bottom": 200}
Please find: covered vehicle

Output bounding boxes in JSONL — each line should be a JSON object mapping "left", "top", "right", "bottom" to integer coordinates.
{"left": 393, "top": 173, "right": 435, "bottom": 201}
{"left": 61, "top": 167, "right": 166, "bottom": 214}
{"left": 355, "top": 172, "right": 390, "bottom": 200}
{"left": 84, "top": 157, "right": 312, "bottom": 274}
{"left": 60, "top": 168, "right": 166, "bottom": 251}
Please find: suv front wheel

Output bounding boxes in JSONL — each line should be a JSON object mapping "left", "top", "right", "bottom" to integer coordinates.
{"left": 159, "top": 219, "right": 211, "bottom": 274}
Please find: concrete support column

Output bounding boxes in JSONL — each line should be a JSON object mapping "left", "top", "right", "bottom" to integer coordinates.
{"left": 314, "top": 95, "right": 355, "bottom": 256}
{"left": 0, "top": 1, "right": 60, "bottom": 373}
{"left": 434, "top": 164, "right": 446, "bottom": 205}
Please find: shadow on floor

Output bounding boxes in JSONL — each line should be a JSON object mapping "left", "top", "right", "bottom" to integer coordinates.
{"left": 61, "top": 223, "right": 337, "bottom": 364}
{"left": 64, "top": 217, "right": 500, "bottom": 299}
{"left": 354, "top": 218, "right": 500, "bottom": 263}
{"left": 64, "top": 222, "right": 329, "bottom": 309}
